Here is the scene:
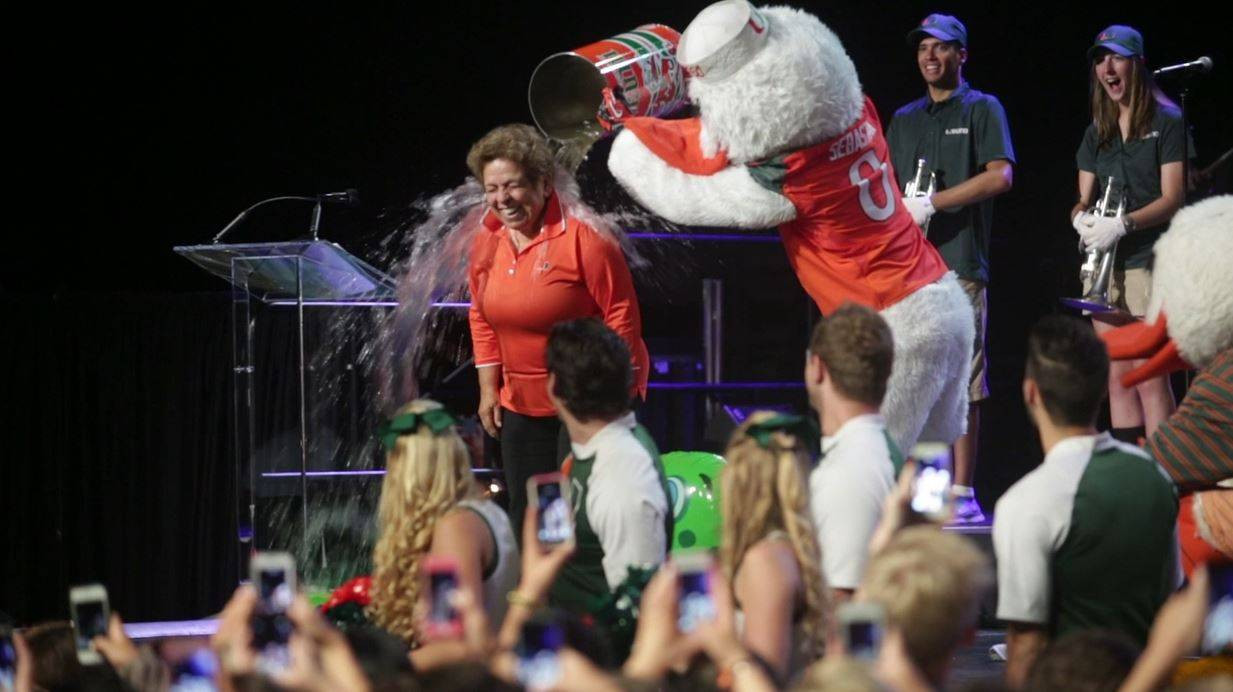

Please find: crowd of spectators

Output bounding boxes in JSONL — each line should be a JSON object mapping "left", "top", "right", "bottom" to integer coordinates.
{"left": 4, "top": 311, "right": 1228, "bottom": 691}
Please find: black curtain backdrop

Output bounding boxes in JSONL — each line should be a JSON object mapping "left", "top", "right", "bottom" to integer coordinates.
{"left": 2, "top": 293, "right": 235, "bottom": 624}
{"left": 3, "top": 0, "right": 1229, "bottom": 625}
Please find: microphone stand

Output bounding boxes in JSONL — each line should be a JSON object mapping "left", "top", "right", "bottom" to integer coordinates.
{"left": 1178, "top": 80, "right": 1188, "bottom": 203}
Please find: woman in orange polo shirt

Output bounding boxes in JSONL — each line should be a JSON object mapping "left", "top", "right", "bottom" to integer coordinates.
{"left": 465, "top": 124, "right": 649, "bottom": 532}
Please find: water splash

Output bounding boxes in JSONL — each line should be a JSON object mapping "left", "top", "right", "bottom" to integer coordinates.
{"left": 264, "top": 142, "right": 702, "bottom": 586}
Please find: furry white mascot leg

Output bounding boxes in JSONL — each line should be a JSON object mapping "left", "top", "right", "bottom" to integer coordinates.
{"left": 880, "top": 273, "right": 973, "bottom": 452}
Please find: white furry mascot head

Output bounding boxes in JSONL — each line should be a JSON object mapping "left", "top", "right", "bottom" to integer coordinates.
{"left": 680, "top": 1, "right": 864, "bottom": 162}
{"left": 1104, "top": 195, "right": 1233, "bottom": 385}
{"left": 607, "top": 0, "right": 975, "bottom": 453}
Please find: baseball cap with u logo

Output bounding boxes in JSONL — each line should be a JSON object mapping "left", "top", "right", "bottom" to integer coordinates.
{"left": 907, "top": 14, "right": 968, "bottom": 48}
{"left": 1087, "top": 24, "right": 1144, "bottom": 61}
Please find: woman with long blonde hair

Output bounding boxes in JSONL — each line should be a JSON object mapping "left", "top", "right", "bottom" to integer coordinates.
{"left": 367, "top": 399, "right": 519, "bottom": 657}
{"left": 720, "top": 411, "right": 830, "bottom": 682}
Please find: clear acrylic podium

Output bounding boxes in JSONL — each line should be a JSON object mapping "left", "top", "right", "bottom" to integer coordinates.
{"left": 175, "top": 240, "right": 398, "bottom": 584}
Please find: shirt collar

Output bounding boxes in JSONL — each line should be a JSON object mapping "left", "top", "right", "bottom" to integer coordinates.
{"left": 480, "top": 189, "right": 567, "bottom": 243}
{"left": 820, "top": 413, "right": 886, "bottom": 457}
{"left": 570, "top": 411, "right": 638, "bottom": 460}
{"left": 1042, "top": 432, "right": 1112, "bottom": 465}
{"left": 926, "top": 81, "right": 970, "bottom": 111}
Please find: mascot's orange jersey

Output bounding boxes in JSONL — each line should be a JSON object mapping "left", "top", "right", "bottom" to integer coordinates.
{"left": 748, "top": 97, "right": 948, "bottom": 314}
{"left": 623, "top": 96, "right": 948, "bottom": 315}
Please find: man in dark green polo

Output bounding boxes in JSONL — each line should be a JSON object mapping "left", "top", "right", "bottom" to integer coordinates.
{"left": 886, "top": 13, "right": 1015, "bottom": 523}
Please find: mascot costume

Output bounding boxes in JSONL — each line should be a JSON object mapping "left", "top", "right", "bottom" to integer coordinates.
{"left": 1102, "top": 195, "right": 1233, "bottom": 572}
{"left": 608, "top": 0, "right": 973, "bottom": 452}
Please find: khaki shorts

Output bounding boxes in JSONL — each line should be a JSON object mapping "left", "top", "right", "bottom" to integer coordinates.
{"left": 1082, "top": 266, "right": 1152, "bottom": 317}
{"left": 958, "top": 278, "right": 990, "bottom": 403}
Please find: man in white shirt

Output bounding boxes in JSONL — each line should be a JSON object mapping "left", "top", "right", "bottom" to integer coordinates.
{"left": 994, "top": 316, "right": 1178, "bottom": 687}
{"left": 544, "top": 318, "right": 672, "bottom": 613}
{"left": 805, "top": 303, "right": 905, "bottom": 600}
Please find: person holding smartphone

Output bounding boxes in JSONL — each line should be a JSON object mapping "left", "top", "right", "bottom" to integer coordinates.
{"left": 994, "top": 316, "right": 1179, "bottom": 687}
{"left": 1070, "top": 24, "right": 1191, "bottom": 443}
{"left": 804, "top": 304, "right": 904, "bottom": 602}
{"left": 368, "top": 399, "right": 520, "bottom": 656}
{"left": 720, "top": 412, "right": 829, "bottom": 681}
{"left": 543, "top": 319, "right": 671, "bottom": 615}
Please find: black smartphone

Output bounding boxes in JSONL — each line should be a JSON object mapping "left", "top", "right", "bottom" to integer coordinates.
{"left": 1202, "top": 562, "right": 1233, "bottom": 655}
{"left": 529, "top": 473, "right": 574, "bottom": 546}
{"left": 837, "top": 602, "right": 885, "bottom": 661}
{"left": 516, "top": 615, "right": 565, "bottom": 690}
{"left": 0, "top": 627, "right": 16, "bottom": 689}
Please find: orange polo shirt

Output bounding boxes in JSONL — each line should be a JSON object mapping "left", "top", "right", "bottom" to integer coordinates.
{"left": 468, "top": 192, "right": 650, "bottom": 417}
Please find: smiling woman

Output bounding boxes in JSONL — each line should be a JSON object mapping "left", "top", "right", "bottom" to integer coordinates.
{"left": 464, "top": 124, "right": 650, "bottom": 533}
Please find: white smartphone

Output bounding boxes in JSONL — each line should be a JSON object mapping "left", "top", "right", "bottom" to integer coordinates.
{"left": 69, "top": 583, "right": 110, "bottom": 665}
{"left": 837, "top": 602, "right": 885, "bottom": 661}
{"left": 910, "top": 442, "right": 953, "bottom": 521}
{"left": 250, "top": 552, "right": 296, "bottom": 671}
{"left": 527, "top": 472, "right": 574, "bottom": 546}
{"left": 675, "top": 551, "right": 717, "bottom": 633}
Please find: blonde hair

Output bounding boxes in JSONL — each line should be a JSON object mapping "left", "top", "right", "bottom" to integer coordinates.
{"left": 721, "top": 411, "right": 829, "bottom": 662}
{"left": 367, "top": 399, "right": 477, "bottom": 645}
{"left": 858, "top": 526, "right": 992, "bottom": 673}
{"left": 793, "top": 656, "right": 886, "bottom": 692}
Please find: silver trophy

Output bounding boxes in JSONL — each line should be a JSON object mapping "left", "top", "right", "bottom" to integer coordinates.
{"left": 1060, "top": 176, "right": 1132, "bottom": 323}
{"left": 903, "top": 158, "right": 936, "bottom": 236}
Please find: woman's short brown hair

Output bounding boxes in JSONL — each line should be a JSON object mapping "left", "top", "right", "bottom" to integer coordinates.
{"left": 466, "top": 123, "right": 555, "bottom": 184}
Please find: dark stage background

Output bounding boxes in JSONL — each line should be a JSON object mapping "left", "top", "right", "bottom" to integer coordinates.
{"left": 3, "top": 1, "right": 1230, "bottom": 625}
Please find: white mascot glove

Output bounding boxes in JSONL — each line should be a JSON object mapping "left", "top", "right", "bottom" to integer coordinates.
{"left": 1078, "top": 215, "right": 1127, "bottom": 251}
{"left": 901, "top": 196, "right": 935, "bottom": 228}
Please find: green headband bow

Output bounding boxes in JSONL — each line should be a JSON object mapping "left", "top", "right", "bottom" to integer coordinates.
{"left": 378, "top": 408, "right": 457, "bottom": 450}
{"left": 744, "top": 413, "right": 820, "bottom": 457}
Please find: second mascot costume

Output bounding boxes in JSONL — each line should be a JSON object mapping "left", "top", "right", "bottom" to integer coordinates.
{"left": 609, "top": 1, "right": 973, "bottom": 452}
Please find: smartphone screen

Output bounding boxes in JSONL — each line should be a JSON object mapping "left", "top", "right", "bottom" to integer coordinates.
{"left": 170, "top": 648, "right": 218, "bottom": 692}
{"left": 677, "top": 567, "right": 716, "bottom": 633}
{"left": 429, "top": 569, "right": 460, "bottom": 626}
{"left": 251, "top": 567, "right": 293, "bottom": 651}
{"left": 536, "top": 480, "right": 573, "bottom": 545}
{"left": 0, "top": 630, "right": 16, "bottom": 689}
{"left": 517, "top": 618, "right": 564, "bottom": 690}
{"left": 73, "top": 600, "right": 109, "bottom": 651}
{"left": 845, "top": 619, "right": 883, "bottom": 660}
{"left": 1202, "top": 563, "right": 1233, "bottom": 655}
{"left": 910, "top": 445, "right": 953, "bottom": 518}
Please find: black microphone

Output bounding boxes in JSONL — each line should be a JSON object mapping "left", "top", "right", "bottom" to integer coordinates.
{"left": 1153, "top": 56, "right": 1213, "bottom": 77}
{"left": 318, "top": 189, "right": 360, "bottom": 206}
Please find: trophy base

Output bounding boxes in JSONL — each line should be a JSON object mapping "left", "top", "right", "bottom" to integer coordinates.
{"left": 1059, "top": 297, "right": 1138, "bottom": 326}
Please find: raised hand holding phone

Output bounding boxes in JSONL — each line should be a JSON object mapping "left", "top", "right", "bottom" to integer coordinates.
{"left": 69, "top": 583, "right": 110, "bottom": 665}
{"left": 250, "top": 552, "right": 296, "bottom": 674}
